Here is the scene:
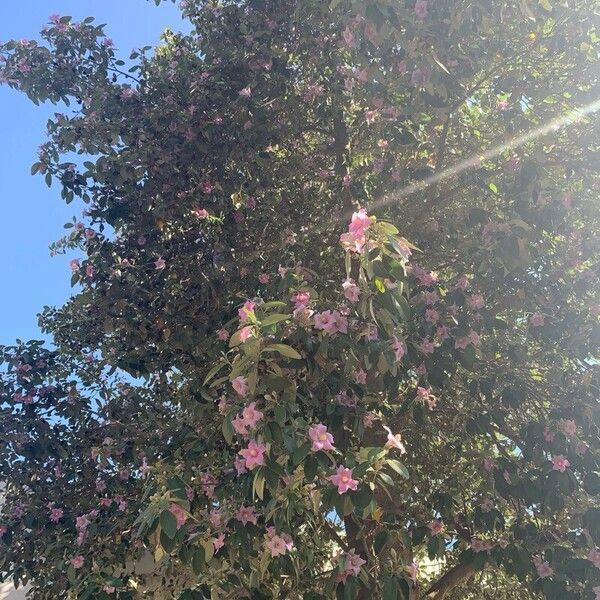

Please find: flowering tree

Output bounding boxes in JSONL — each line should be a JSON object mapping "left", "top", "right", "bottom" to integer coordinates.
{"left": 1, "top": 1, "right": 600, "bottom": 599}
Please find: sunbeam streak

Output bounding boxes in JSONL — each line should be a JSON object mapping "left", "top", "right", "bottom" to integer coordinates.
{"left": 370, "top": 97, "right": 600, "bottom": 212}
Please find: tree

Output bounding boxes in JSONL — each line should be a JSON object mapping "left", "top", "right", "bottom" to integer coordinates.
{"left": 1, "top": 0, "right": 599, "bottom": 598}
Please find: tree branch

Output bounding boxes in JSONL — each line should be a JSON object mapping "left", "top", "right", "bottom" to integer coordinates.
{"left": 423, "top": 561, "right": 476, "bottom": 599}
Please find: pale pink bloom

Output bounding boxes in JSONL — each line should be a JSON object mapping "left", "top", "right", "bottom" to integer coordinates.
{"left": 455, "top": 276, "right": 469, "bottom": 290}
{"left": 236, "top": 505, "right": 258, "bottom": 525}
{"left": 239, "top": 86, "right": 252, "bottom": 97}
{"left": 213, "top": 532, "right": 225, "bottom": 551}
{"left": 342, "top": 26, "right": 355, "bottom": 47}
{"left": 533, "top": 557, "right": 553, "bottom": 579}
{"left": 308, "top": 424, "right": 335, "bottom": 452}
{"left": 561, "top": 419, "right": 577, "bottom": 436}
{"left": 234, "top": 455, "right": 248, "bottom": 475}
{"left": 86, "top": 265, "right": 95, "bottom": 278}
{"left": 217, "top": 328, "right": 229, "bottom": 341}
{"left": 342, "top": 279, "right": 360, "bottom": 303}
{"left": 154, "top": 257, "right": 166, "bottom": 270}
{"left": 169, "top": 503, "right": 188, "bottom": 529}
{"left": 232, "top": 414, "right": 249, "bottom": 436}
{"left": 242, "top": 402, "right": 263, "bottom": 428}
{"left": 363, "top": 323, "right": 379, "bottom": 341}
{"left": 530, "top": 312, "right": 545, "bottom": 327}
{"left": 238, "top": 326, "right": 254, "bottom": 343}
{"left": 576, "top": 442, "right": 588, "bottom": 455}
{"left": 258, "top": 273, "right": 270, "bottom": 284}
{"left": 266, "top": 533, "right": 290, "bottom": 557}
{"left": 469, "top": 294, "right": 485, "bottom": 310}
{"left": 194, "top": 208, "right": 209, "bottom": 219}
{"left": 209, "top": 508, "right": 223, "bottom": 527}
{"left": 471, "top": 538, "right": 494, "bottom": 553}
{"left": 333, "top": 312, "right": 348, "bottom": 334}
{"left": 454, "top": 336, "right": 471, "bottom": 350}
{"left": 354, "top": 369, "right": 367, "bottom": 384}
{"left": 427, "top": 519, "right": 444, "bottom": 536}
{"left": 232, "top": 376, "right": 249, "bottom": 397}
{"left": 49, "top": 507, "right": 64, "bottom": 523}
{"left": 420, "top": 338, "right": 435, "bottom": 354}
{"left": 594, "top": 586, "right": 600, "bottom": 600}
{"left": 339, "top": 231, "right": 366, "bottom": 253}
{"left": 69, "top": 259, "right": 80, "bottom": 272}
{"left": 356, "top": 68, "right": 368, "bottom": 83}
{"left": 239, "top": 440, "right": 266, "bottom": 469}
{"left": 121, "top": 87, "right": 137, "bottom": 100}
{"left": 336, "top": 548, "right": 366, "bottom": 583}
{"left": 364, "top": 21, "right": 378, "bottom": 44}
{"left": 238, "top": 300, "right": 255, "bottom": 323}
{"left": 291, "top": 291, "right": 310, "bottom": 309}
{"left": 543, "top": 427, "right": 555, "bottom": 442}
{"left": 406, "top": 560, "right": 419, "bottom": 584}
{"left": 365, "top": 110, "right": 378, "bottom": 125}
{"left": 383, "top": 426, "right": 406, "bottom": 453}
{"left": 425, "top": 308, "right": 440, "bottom": 323}
{"left": 588, "top": 549, "right": 600, "bottom": 569}
{"left": 349, "top": 209, "right": 373, "bottom": 237}
{"left": 436, "top": 325, "right": 450, "bottom": 341}
{"left": 71, "top": 555, "right": 85, "bottom": 569}
{"left": 551, "top": 455, "right": 570, "bottom": 473}
{"left": 414, "top": 0, "right": 428, "bottom": 19}
{"left": 391, "top": 335, "right": 406, "bottom": 362}
{"left": 497, "top": 99, "right": 509, "bottom": 110}
{"left": 329, "top": 465, "right": 358, "bottom": 494}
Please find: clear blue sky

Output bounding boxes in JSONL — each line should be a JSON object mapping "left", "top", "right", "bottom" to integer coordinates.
{"left": 0, "top": 1, "right": 186, "bottom": 345}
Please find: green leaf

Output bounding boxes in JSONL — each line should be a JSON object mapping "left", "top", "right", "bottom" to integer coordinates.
{"left": 488, "top": 182, "right": 498, "bottom": 194}
{"left": 261, "top": 313, "right": 291, "bottom": 326}
{"left": 202, "top": 539, "right": 214, "bottom": 562}
{"left": 160, "top": 509, "right": 178, "bottom": 539}
{"left": 262, "top": 344, "right": 302, "bottom": 359}
{"left": 387, "top": 459, "right": 409, "bottom": 479}
{"left": 222, "top": 417, "right": 234, "bottom": 445}
{"left": 192, "top": 546, "right": 205, "bottom": 575}
{"left": 383, "top": 574, "right": 399, "bottom": 600}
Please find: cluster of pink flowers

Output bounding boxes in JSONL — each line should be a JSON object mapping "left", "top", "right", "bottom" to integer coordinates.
{"left": 336, "top": 549, "right": 366, "bottom": 583}
{"left": 313, "top": 310, "right": 348, "bottom": 335}
{"left": 236, "top": 505, "right": 258, "bottom": 526}
{"left": 533, "top": 556, "right": 554, "bottom": 579}
{"left": 232, "top": 402, "right": 263, "bottom": 435}
{"left": 264, "top": 527, "right": 294, "bottom": 557}
{"left": 339, "top": 209, "right": 373, "bottom": 253}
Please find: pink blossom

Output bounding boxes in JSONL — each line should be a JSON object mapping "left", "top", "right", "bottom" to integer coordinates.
{"left": 236, "top": 505, "right": 258, "bottom": 525}
{"left": 425, "top": 308, "right": 441, "bottom": 323}
{"left": 336, "top": 549, "right": 366, "bottom": 583}
{"left": 291, "top": 290, "right": 311, "bottom": 309}
{"left": 414, "top": 0, "right": 428, "bottom": 19}
{"left": 348, "top": 209, "right": 373, "bottom": 237}
{"left": 594, "top": 586, "right": 600, "bottom": 600}
{"left": 266, "top": 532, "right": 293, "bottom": 557}
{"left": 471, "top": 538, "right": 494, "bottom": 553}
{"left": 543, "top": 427, "right": 555, "bottom": 443}
{"left": 419, "top": 338, "right": 435, "bottom": 354}
{"left": 169, "top": 503, "right": 188, "bottom": 529}
{"left": 239, "top": 440, "right": 266, "bottom": 470}
{"left": 209, "top": 508, "right": 223, "bottom": 527}
{"left": 217, "top": 328, "right": 229, "bottom": 341}
{"left": 428, "top": 519, "right": 444, "bottom": 536}
{"left": 154, "top": 257, "right": 166, "bottom": 270}
{"left": 530, "top": 312, "right": 545, "bottom": 327}
{"left": 308, "top": 424, "right": 336, "bottom": 452}
{"left": 405, "top": 560, "right": 419, "bottom": 584}
{"left": 342, "top": 26, "right": 355, "bottom": 47}
{"left": 469, "top": 294, "right": 485, "bottom": 310}
{"left": 71, "top": 555, "right": 85, "bottom": 569}
{"left": 49, "top": 507, "right": 64, "bottom": 523}
{"left": 238, "top": 326, "right": 254, "bottom": 343}
{"left": 329, "top": 465, "right": 358, "bottom": 494}
{"left": 238, "top": 300, "right": 255, "bottom": 323}
{"left": 314, "top": 310, "right": 346, "bottom": 334}
{"left": 258, "top": 273, "right": 270, "bottom": 284}
{"left": 232, "top": 414, "right": 248, "bottom": 435}
{"left": 533, "top": 557, "right": 553, "bottom": 579}
{"left": 391, "top": 335, "right": 406, "bottom": 362}
{"left": 194, "top": 208, "right": 209, "bottom": 219}
{"left": 339, "top": 231, "right": 365, "bottom": 253}
{"left": 342, "top": 279, "right": 360, "bottom": 303}
{"left": 232, "top": 376, "right": 249, "bottom": 397}
{"left": 0, "top": 525, "right": 6, "bottom": 538}
{"left": 497, "top": 99, "right": 509, "bottom": 110}
{"left": 239, "top": 86, "right": 252, "bottom": 97}
{"left": 354, "top": 369, "right": 367, "bottom": 384}
{"left": 242, "top": 402, "right": 263, "bottom": 428}
{"left": 69, "top": 259, "right": 80, "bottom": 272}
{"left": 383, "top": 426, "right": 406, "bottom": 453}
{"left": 588, "top": 549, "right": 600, "bottom": 570}
{"left": 561, "top": 419, "right": 577, "bottom": 436}
{"left": 551, "top": 455, "right": 570, "bottom": 473}
{"left": 213, "top": 532, "right": 226, "bottom": 551}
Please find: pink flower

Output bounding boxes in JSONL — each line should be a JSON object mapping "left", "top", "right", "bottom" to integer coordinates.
{"left": 217, "top": 328, "right": 229, "bottom": 341}
{"left": 194, "top": 208, "right": 209, "bottom": 219}
{"left": 314, "top": 310, "right": 340, "bottom": 334}
{"left": 533, "top": 557, "right": 553, "bottom": 579}
{"left": 69, "top": 259, "right": 80, "bottom": 272}
{"left": 588, "top": 549, "right": 600, "bottom": 570}
{"left": 238, "top": 300, "right": 255, "bottom": 323}
{"left": 337, "top": 549, "right": 366, "bottom": 582}
{"left": 405, "top": 560, "right": 419, "bottom": 584}
{"left": 428, "top": 519, "right": 444, "bottom": 536}
{"left": 308, "top": 424, "right": 336, "bottom": 452}
{"left": 551, "top": 455, "right": 570, "bottom": 472}
{"left": 383, "top": 426, "right": 406, "bottom": 453}
{"left": 342, "top": 26, "right": 355, "bottom": 47}
{"left": 469, "top": 294, "right": 485, "bottom": 310}
{"left": 420, "top": 338, "right": 435, "bottom": 354}
{"left": 530, "top": 312, "right": 545, "bottom": 327}
{"left": 236, "top": 505, "right": 258, "bottom": 525}
{"left": 239, "top": 440, "right": 266, "bottom": 469}
{"left": 232, "top": 376, "right": 249, "bottom": 397}
{"left": 49, "top": 507, "right": 64, "bottom": 523}
{"left": 154, "top": 257, "right": 166, "bottom": 270}
{"left": 213, "top": 532, "right": 226, "bottom": 551}
{"left": 354, "top": 369, "right": 367, "bottom": 384}
{"left": 414, "top": 0, "right": 428, "bottom": 19}
{"left": 561, "top": 419, "right": 577, "bottom": 436}
{"left": 238, "top": 326, "right": 254, "bottom": 343}
{"left": 342, "top": 279, "right": 360, "bottom": 303}
{"left": 233, "top": 414, "right": 249, "bottom": 435}
{"left": 291, "top": 291, "right": 311, "bottom": 309}
{"left": 242, "top": 402, "right": 263, "bottom": 428}
{"left": 266, "top": 533, "right": 292, "bottom": 557}
{"left": 497, "top": 99, "right": 509, "bottom": 110}
{"left": 329, "top": 465, "right": 358, "bottom": 494}
{"left": 238, "top": 86, "right": 252, "bottom": 97}
{"left": 169, "top": 503, "right": 188, "bottom": 529}
{"left": 71, "top": 555, "right": 85, "bottom": 569}
{"left": 594, "top": 586, "right": 600, "bottom": 600}
{"left": 348, "top": 209, "right": 373, "bottom": 237}
{"left": 209, "top": 508, "right": 223, "bottom": 527}
{"left": 543, "top": 427, "right": 555, "bottom": 443}
{"left": 339, "top": 231, "right": 366, "bottom": 253}
{"left": 0, "top": 525, "right": 7, "bottom": 538}
{"left": 391, "top": 336, "right": 406, "bottom": 362}
{"left": 258, "top": 273, "right": 270, "bottom": 284}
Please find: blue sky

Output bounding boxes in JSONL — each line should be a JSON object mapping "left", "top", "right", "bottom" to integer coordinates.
{"left": 0, "top": 1, "right": 186, "bottom": 345}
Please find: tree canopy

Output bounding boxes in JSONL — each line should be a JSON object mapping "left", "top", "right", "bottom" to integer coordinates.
{"left": 1, "top": 1, "right": 600, "bottom": 599}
